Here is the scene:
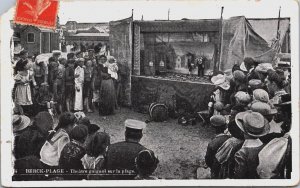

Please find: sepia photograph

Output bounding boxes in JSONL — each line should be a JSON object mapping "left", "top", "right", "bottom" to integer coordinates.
{"left": 0, "top": 0, "right": 299, "bottom": 186}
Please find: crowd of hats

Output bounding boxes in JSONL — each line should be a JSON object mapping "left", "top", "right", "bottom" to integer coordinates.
{"left": 205, "top": 57, "right": 291, "bottom": 179}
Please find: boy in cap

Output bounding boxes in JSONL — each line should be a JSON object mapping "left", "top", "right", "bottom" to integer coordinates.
{"left": 233, "top": 111, "right": 269, "bottom": 179}
{"left": 103, "top": 119, "right": 153, "bottom": 180}
{"left": 205, "top": 115, "right": 231, "bottom": 178}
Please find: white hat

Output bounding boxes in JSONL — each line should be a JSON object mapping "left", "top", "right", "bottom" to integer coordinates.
{"left": 240, "top": 61, "right": 247, "bottom": 72}
{"left": 125, "top": 119, "right": 146, "bottom": 130}
{"left": 255, "top": 63, "right": 274, "bottom": 73}
{"left": 211, "top": 74, "right": 225, "bottom": 85}
{"left": 211, "top": 74, "right": 230, "bottom": 90}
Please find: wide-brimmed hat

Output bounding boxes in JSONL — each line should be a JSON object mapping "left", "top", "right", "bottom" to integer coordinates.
{"left": 250, "top": 101, "right": 277, "bottom": 116}
{"left": 210, "top": 115, "right": 226, "bottom": 127}
{"left": 235, "top": 110, "right": 270, "bottom": 138}
{"left": 253, "top": 89, "right": 269, "bottom": 103}
{"left": 211, "top": 74, "right": 230, "bottom": 90}
{"left": 13, "top": 115, "right": 31, "bottom": 133}
{"left": 255, "top": 63, "right": 274, "bottom": 73}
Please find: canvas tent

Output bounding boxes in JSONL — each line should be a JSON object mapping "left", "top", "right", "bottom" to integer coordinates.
{"left": 220, "top": 16, "right": 290, "bottom": 71}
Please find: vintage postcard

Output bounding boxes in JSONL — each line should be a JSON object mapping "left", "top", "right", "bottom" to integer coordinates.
{"left": 0, "top": 0, "right": 299, "bottom": 187}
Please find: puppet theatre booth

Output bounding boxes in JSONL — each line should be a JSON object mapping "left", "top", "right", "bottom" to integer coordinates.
{"left": 108, "top": 16, "right": 290, "bottom": 117}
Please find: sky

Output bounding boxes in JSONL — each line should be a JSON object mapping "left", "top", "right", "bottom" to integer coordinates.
{"left": 58, "top": 0, "right": 295, "bottom": 24}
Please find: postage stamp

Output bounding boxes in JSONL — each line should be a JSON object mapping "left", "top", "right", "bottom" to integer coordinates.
{"left": 14, "top": 0, "right": 59, "bottom": 29}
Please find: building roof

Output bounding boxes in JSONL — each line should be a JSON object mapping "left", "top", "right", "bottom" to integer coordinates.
{"left": 134, "top": 19, "right": 220, "bottom": 32}
{"left": 39, "top": 28, "right": 56, "bottom": 33}
{"left": 72, "top": 33, "right": 109, "bottom": 37}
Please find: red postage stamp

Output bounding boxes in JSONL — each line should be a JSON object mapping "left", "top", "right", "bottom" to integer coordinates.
{"left": 14, "top": 0, "right": 59, "bottom": 29}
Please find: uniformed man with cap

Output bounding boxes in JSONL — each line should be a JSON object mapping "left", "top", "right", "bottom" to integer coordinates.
{"left": 103, "top": 119, "right": 153, "bottom": 180}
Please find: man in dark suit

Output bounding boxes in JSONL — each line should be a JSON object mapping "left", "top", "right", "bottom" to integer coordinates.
{"left": 103, "top": 119, "right": 151, "bottom": 180}
{"left": 205, "top": 115, "right": 230, "bottom": 178}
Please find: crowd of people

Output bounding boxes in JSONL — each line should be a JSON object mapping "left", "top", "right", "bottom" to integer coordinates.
{"left": 11, "top": 47, "right": 292, "bottom": 180}
{"left": 205, "top": 57, "right": 291, "bottom": 179}
{"left": 13, "top": 111, "right": 159, "bottom": 180}
{"left": 13, "top": 48, "right": 123, "bottom": 118}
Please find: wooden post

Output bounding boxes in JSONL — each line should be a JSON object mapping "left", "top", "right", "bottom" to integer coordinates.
{"left": 217, "top": 6, "right": 224, "bottom": 71}
{"left": 213, "top": 6, "right": 224, "bottom": 75}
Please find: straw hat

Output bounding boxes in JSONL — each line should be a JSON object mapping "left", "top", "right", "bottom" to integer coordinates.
{"left": 211, "top": 74, "right": 230, "bottom": 90}
{"left": 235, "top": 110, "right": 270, "bottom": 138}
{"left": 13, "top": 115, "right": 31, "bottom": 133}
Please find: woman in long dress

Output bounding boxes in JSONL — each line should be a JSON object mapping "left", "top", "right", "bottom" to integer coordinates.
{"left": 14, "top": 60, "right": 35, "bottom": 116}
{"left": 74, "top": 58, "right": 84, "bottom": 111}
{"left": 99, "top": 56, "right": 117, "bottom": 115}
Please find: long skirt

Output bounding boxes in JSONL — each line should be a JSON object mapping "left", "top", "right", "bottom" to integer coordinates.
{"left": 99, "top": 79, "right": 116, "bottom": 115}
{"left": 14, "top": 84, "right": 32, "bottom": 105}
{"left": 74, "top": 84, "right": 83, "bottom": 111}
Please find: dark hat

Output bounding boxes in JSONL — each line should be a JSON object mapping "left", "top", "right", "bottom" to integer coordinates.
{"left": 235, "top": 110, "right": 270, "bottom": 138}
{"left": 13, "top": 115, "right": 31, "bottom": 133}
{"left": 210, "top": 115, "right": 226, "bottom": 127}
{"left": 67, "top": 52, "right": 75, "bottom": 59}
{"left": 70, "top": 124, "right": 88, "bottom": 141}
{"left": 135, "top": 149, "right": 159, "bottom": 174}
{"left": 78, "top": 117, "right": 90, "bottom": 126}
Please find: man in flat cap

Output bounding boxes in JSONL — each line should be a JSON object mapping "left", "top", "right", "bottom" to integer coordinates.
{"left": 103, "top": 119, "right": 153, "bottom": 180}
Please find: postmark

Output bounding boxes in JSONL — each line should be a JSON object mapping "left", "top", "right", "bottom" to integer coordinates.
{"left": 14, "top": 0, "right": 59, "bottom": 29}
